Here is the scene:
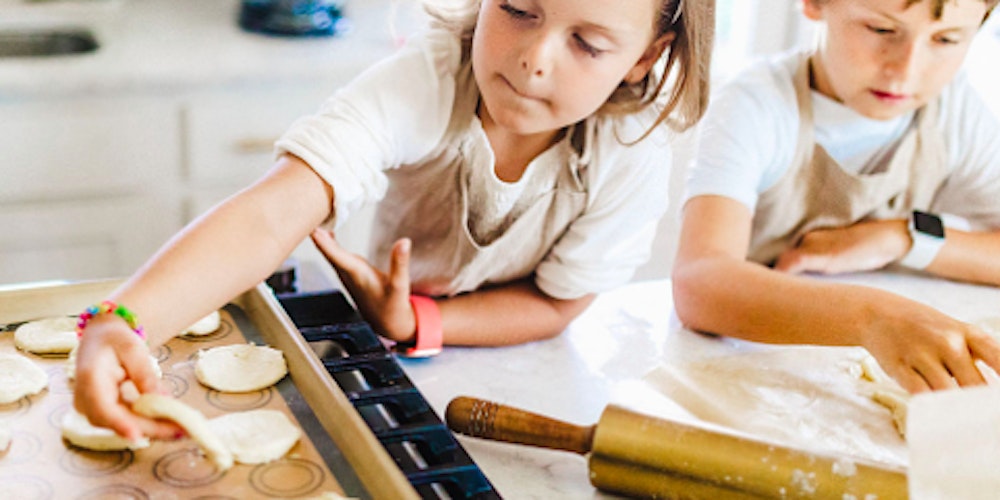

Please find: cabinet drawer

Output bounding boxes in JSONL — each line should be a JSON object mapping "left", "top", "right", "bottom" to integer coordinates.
{"left": 0, "top": 97, "right": 180, "bottom": 202}
{"left": 185, "top": 84, "right": 346, "bottom": 186}
{"left": 0, "top": 198, "right": 177, "bottom": 285}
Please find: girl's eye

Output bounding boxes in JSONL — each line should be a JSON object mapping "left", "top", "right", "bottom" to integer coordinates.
{"left": 934, "top": 35, "right": 960, "bottom": 45}
{"left": 499, "top": 2, "right": 532, "bottom": 20}
{"left": 573, "top": 34, "right": 603, "bottom": 57}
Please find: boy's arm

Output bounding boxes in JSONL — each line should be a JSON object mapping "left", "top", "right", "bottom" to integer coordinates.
{"left": 772, "top": 218, "right": 1000, "bottom": 286}
{"left": 672, "top": 195, "right": 1000, "bottom": 393}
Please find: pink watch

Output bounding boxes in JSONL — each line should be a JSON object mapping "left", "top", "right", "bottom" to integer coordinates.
{"left": 398, "top": 295, "right": 442, "bottom": 358}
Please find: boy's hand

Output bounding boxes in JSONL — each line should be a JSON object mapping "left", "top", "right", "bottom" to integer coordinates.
{"left": 861, "top": 299, "right": 1000, "bottom": 393}
{"left": 311, "top": 228, "right": 417, "bottom": 343}
{"left": 73, "top": 315, "right": 181, "bottom": 441}
{"left": 774, "top": 220, "right": 910, "bottom": 275}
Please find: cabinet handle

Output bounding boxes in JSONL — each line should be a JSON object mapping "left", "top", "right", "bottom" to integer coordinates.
{"left": 233, "top": 137, "right": 278, "bottom": 155}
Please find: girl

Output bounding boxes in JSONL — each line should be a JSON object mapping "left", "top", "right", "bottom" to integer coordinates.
{"left": 74, "top": 0, "right": 716, "bottom": 441}
{"left": 673, "top": 0, "right": 1000, "bottom": 394}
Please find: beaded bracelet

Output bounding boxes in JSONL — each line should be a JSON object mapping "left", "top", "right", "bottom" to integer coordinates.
{"left": 76, "top": 300, "right": 146, "bottom": 340}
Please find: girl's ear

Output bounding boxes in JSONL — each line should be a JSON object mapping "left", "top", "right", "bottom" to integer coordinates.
{"left": 801, "top": 0, "right": 824, "bottom": 21}
{"left": 624, "top": 31, "right": 676, "bottom": 84}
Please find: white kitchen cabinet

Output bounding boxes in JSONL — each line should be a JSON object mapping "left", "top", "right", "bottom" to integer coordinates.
{"left": 184, "top": 84, "right": 345, "bottom": 189}
{"left": 0, "top": 97, "right": 181, "bottom": 202}
{"left": 0, "top": 97, "right": 184, "bottom": 285}
{"left": 0, "top": 196, "right": 174, "bottom": 284}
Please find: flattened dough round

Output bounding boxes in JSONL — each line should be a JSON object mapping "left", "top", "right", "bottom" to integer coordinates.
{"left": 208, "top": 409, "right": 301, "bottom": 464}
{"left": 133, "top": 394, "right": 233, "bottom": 470}
{"left": 14, "top": 316, "right": 78, "bottom": 354}
{"left": 184, "top": 311, "right": 221, "bottom": 336}
{"left": 0, "top": 352, "right": 48, "bottom": 404}
{"left": 195, "top": 343, "right": 287, "bottom": 393}
{"left": 61, "top": 408, "right": 150, "bottom": 451}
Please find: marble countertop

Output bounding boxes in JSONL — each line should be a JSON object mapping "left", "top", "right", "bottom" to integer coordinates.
{"left": 399, "top": 272, "right": 1000, "bottom": 498}
{"left": 0, "top": 0, "right": 418, "bottom": 98}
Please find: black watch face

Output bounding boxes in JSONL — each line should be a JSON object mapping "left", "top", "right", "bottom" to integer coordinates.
{"left": 914, "top": 211, "right": 945, "bottom": 238}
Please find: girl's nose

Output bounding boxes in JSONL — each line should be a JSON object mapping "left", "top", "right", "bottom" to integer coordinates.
{"left": 519, "top": 33, "right": 555, "bottom": 78}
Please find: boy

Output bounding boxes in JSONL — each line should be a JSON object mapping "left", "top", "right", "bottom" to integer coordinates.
{"left": 673, "top": 0, "right": 1000, "bottom": 393}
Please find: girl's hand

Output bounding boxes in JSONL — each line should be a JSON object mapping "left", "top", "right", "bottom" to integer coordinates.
{"left": 861, "top": 299, "right": 1000, "bottom": 393}
{"left": 311, "top": 228, "right": 417, "bottom": 342}
{"left": 774, "top": 220, "right": 910, "bottom": 275}
{"left": 73, "top": 315, "right": 181, "bottom": 441}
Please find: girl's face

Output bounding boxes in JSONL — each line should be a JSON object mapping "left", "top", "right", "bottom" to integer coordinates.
{"left": 472, "top": 0, "right": 671, "bottom": 138}
{"left": 805, "top": 0, "right": 987, "bottom": 120}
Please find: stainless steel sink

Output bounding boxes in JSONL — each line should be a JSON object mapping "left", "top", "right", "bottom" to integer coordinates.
{"left": 0, "top": 29, "right": 98, "bottom": 57}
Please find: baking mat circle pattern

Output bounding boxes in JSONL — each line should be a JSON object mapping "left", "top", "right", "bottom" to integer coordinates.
{"left": 250, "top": 457, "right": 325, "bottom": 497}
{"left": 0, "top": 475, "right": 53, "bottom": 499}
{"left": 59, "top": 447, "right": 135, "bottom": 476}
{"left": 4, "top": 430, "right": 42, "bottom": 465}
{"left": 153, "top": 448, "right": 227, "bottom": 487}
{"left": 78, "top": 484, "right": 150, "bottom": 500}
{"left": 46, "top": 402, "right": 72, "bottom": 430}
{"left": 205, "top": 387, "right": 275, "bottom": 412}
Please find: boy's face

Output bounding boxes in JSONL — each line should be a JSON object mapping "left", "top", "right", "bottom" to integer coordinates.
{"left": 804, "top": 0, "right": 987, "bottom": 120}
{"left": 471, "top": 0, "right": 670, "bottom": 138}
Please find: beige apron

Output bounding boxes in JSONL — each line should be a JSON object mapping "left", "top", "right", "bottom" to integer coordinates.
{"left": 370, "top": 65, "right": 588, "bottom": 297}
{"left": 748, "top": 55, "right": 950, "bottom": 265}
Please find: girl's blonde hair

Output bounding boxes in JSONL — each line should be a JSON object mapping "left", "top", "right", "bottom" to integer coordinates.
{"left": 423, "top": 0, "right": 715, "bottom": 136}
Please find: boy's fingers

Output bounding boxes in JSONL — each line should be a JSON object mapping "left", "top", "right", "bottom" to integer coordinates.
{"left": 969, "top": 331, "right": 1000, "bottom": 379}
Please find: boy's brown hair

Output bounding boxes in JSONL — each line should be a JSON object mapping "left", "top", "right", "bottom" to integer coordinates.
{"left": 425, "top": 0, "right": 716, "bottom": 135}
{"left": 907, "top": 0, "right": 999, "bottom": 19}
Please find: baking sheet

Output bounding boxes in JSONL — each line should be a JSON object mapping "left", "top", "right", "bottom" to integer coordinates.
{"left": 0, "top": 304, "right": 362, "bottom": 499}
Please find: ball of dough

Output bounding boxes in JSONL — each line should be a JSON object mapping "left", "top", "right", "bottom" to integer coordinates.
{"left": 195, "top": 343, "right": 287, "bottom": 393}
{"left": 208, "top": 409, "right": 301, "bottom": 464}
{"left": 183, "top": 311, "right": 222, "bottom": 336}
{"left": 14, "top": 317, "right": 78, "bottom": 354}
{"left": 0, "top": 352, "right": 48, "bottom": 404}
{"left": 61, "top": 408, "right": 150, "bottom": 451}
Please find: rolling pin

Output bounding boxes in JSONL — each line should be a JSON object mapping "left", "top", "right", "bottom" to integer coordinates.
{"left": 445, "top": 396, "right": 907, "bottom": 499}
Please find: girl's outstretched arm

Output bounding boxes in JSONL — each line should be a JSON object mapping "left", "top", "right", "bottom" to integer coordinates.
{"left": 672, "top": 195, "right": 1000, "bottom": 394}
{"left": 75, "top": 154, "right": 333, "bottom": 439}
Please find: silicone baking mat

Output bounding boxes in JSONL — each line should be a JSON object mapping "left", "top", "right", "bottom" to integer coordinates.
{"left": 0, "top": 305, "right": 363, "bottom": 499}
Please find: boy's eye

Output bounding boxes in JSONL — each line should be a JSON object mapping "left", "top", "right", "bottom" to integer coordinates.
{"left": 573, "top": 34, "right": 603, "bottom": 57}
{"left": 867, "top": 25, "right": 896, "bottom": 35}
{"left": 934, "top": 35, "right": 960, "bottom": 45}
{"left": 499, "top": 2, "right": 533, "bottom": 20}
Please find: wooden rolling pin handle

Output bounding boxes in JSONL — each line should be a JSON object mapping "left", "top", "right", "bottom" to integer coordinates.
{"left": 446, "top": 396, "right": 595, "bottom": 455}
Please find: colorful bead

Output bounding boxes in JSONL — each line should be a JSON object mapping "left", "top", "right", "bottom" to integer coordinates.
{"left": 76, "top": 300, "right": 145, "bottom": 340}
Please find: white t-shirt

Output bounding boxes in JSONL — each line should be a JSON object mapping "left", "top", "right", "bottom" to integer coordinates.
{"left": 686, "top": 50, "right": 1000, "bottom": 229}
{"left": 276, "top": 29, "right": 672, "bottom": 299}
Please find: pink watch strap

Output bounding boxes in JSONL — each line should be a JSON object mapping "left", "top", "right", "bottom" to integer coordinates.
{"left": 400, "top": 295, "right": 442, "bottom": 357}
